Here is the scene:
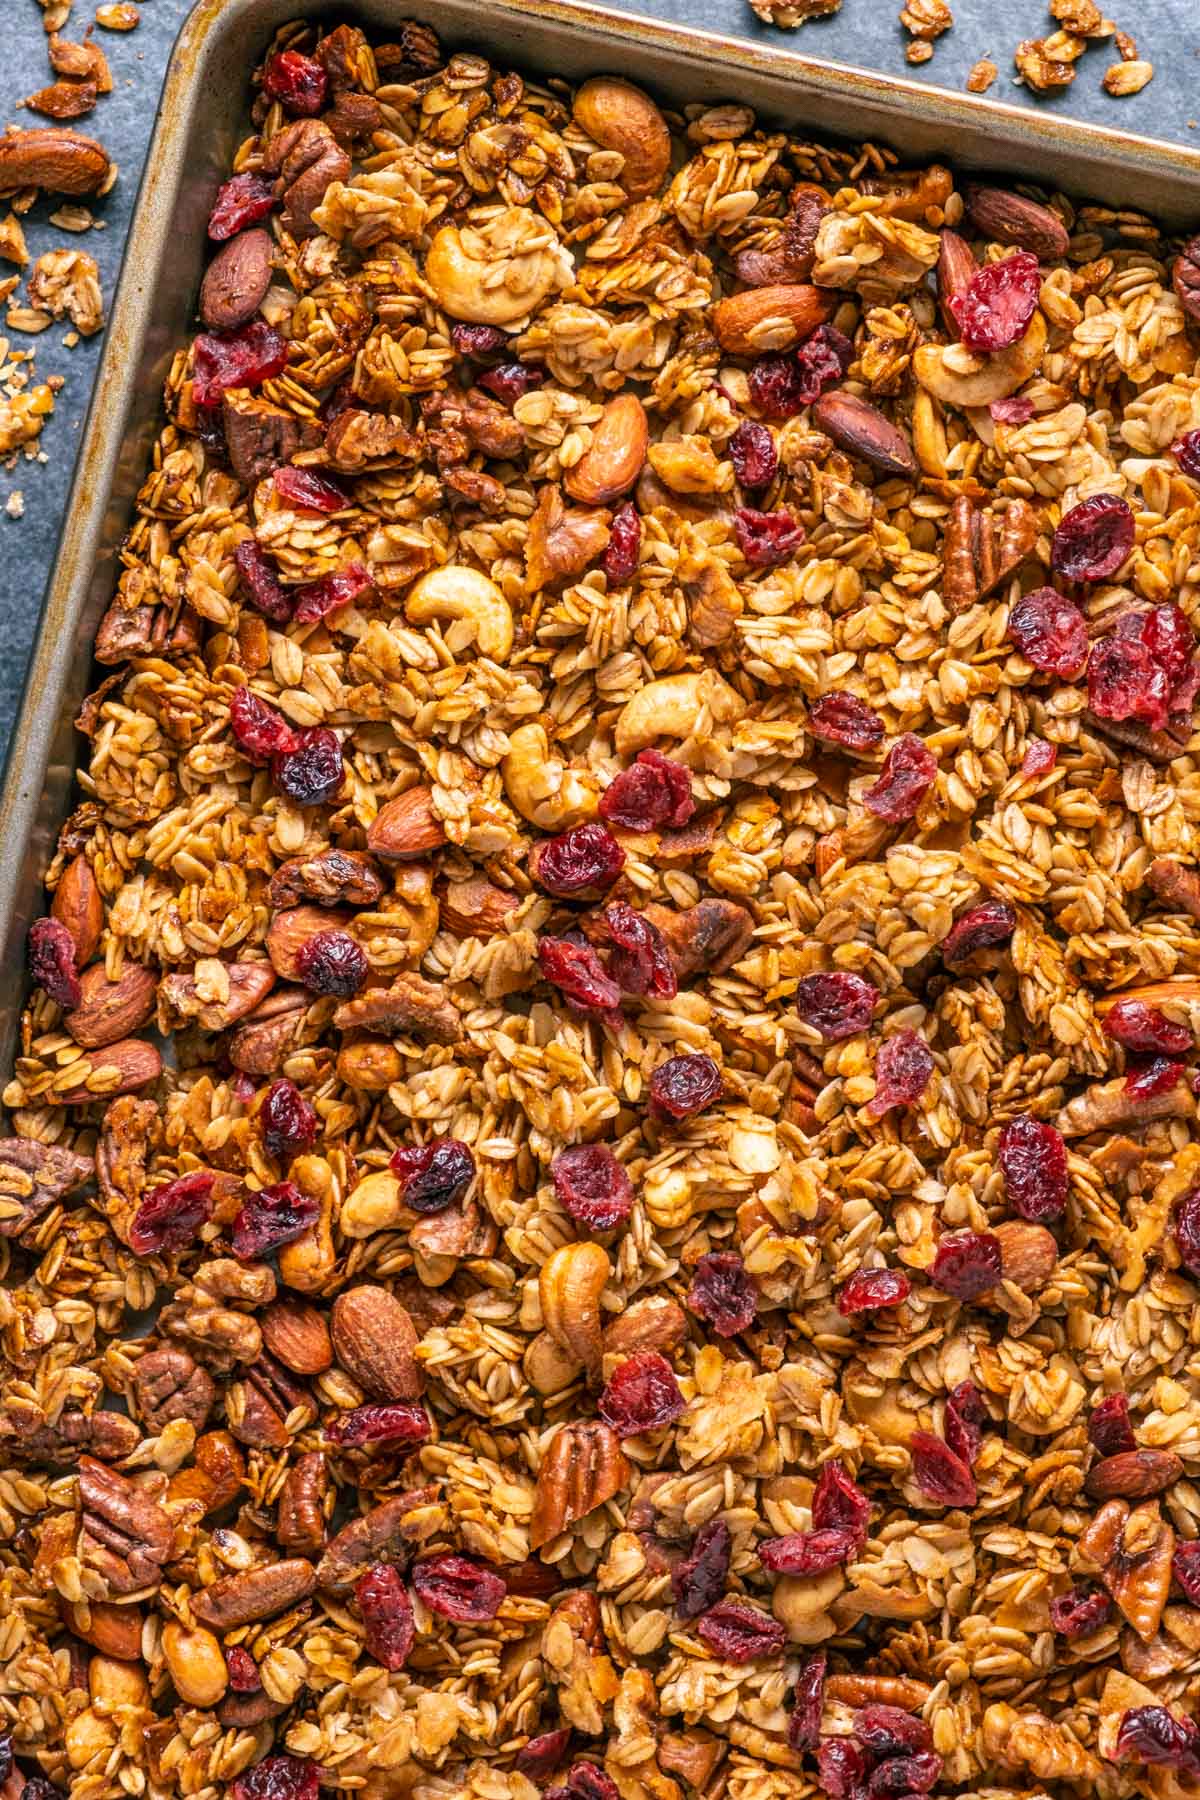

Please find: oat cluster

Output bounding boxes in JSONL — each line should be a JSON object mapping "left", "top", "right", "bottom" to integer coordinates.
{"left": 5, "top": 16, "right": 1200, "bottom": 1800}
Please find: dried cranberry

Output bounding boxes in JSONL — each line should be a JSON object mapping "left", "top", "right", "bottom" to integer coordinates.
{"left": 129, "top": 1172, "right": 215, "bottom": 1256}
{"left": 226, "top": 1646, "right": 261, "bottom": 1691}
{"left": 863, "top": 734, "right": 937, "bottom": 821}
{"left": 811, "top": 1459, "right": 870, "bottom": 1542}
{"left": 326, "top": 1402, "right": 431, "bottom": 1448}
{"left": 356, "top": 1563, "right": 415, "bottom": 1671}
{"left": 1051, "top": 493, "right": 1135, "bottom": 583}
{"left": 412, "top": 1552, "right": 505, "bottom": 1623}
{"left": 548, "top": 1766, "right": 619, "bottom": 1800}
{"left": 20, "top": 1783, "right": 62, "bottom": 1800}
{"left": 478, "top": 362, "right": 543, "bottom": 405}
{"left": 28, "top": 916, "right": 81, "bottom": 1009}
{"left": 1172, "top": 430, "right": 1200, "bottom": 481}
{"left": 516, "top": 1730, "right": 573, "bottom": 1780}
{"left": 0, "top": 1740, "right": 11, "bottom": 1784}
{"left": 792, "top": 323, "right": 854, "bottom": 401}
{"left": 855, "top": 1705, "right": 933, "bottom": 1758}
{"left": 234, "top": 539, "right": 293, "bottom": 622}
{"left": 758, "top": 1527, "right": 858, "bottom": 1575}
{"left": 605, "top": 902, "right": 677, "bottom": 1000}
{"left": 944, "top": 1380, "right": 987, "bottom": 1467}
{"left": 910, "top": 1430, "right": 976, "bottom": 1507}
{"left": 837, "top": 1267, "right": 911, "bottom": 1314}
{"left": 1103, "top": 997, "right": 1191, "bottom": 1056}
{"left": 1116, "top": 1706, "right": 1200, "bottom": 1776}
{"left": 208, "top": 172, "right": 276, "bottom": 241}
{"left": 1176, "top": 1189, "right": 1200, "bottom": 1277}
{"left": 930, "top": 1229, "right": 1002, "bottom": 1301}
{"left": 867, "top": 1752, "right": 942, "bottom": 1797}
{"left": 272, "top": 727, "right": 345, "bottom": 805}
{"left": 232, "top": 1179, "right": 319, "bottom": 1259}
{"left": 808, "top": 691, "right": 885, "bottom": 752}
{"left": 533, "top": 822, "right": 625, "bottom": 897}
{"left": 603, "top": 501, "right": 642, "bottom": 583}
{"left": 230, "top": 686, "right": 300, "bottom": 762}
{"left": 1174, "top": 1540, "right": 1200, "bottom": 1605}
{"left": 538, "top": 937, "right": 622, "bottom": 1016}
{"left": 451, "top": 324, "right": 506, "bottom": 358}
{"left": 1007, "top": 586, "right": 1088, "bottom": 678}
{"left": 941, "top": 899, "right": 1017, "bottom": 966}
{"left": 818, "top": 1739, "right": 867, "bottom": 1800}
{"left": 1088, "top": 634, "right": 1173, "bottom": 731}
{"left": 695, "top": 1597, "right": 787, "bottom": 1663}
{"left": 748, "top": 354, "right": 809, "bottom": 420}
{"left": 260, "top": 1079, "right": 317, "bottom": 1162}
{"left": 232, "top": 1754, "right": 319, "bottom": 1800}
{"left": 1049, "top": 1585, "right": 1112, "bottom": 1638}
{"left": 1088, "top": 1392, "right": 1137, "bottom": 1457}
{"left": 950, "top": 250, "right": 1041, "bottom": 352}
{"left": 274, "top": 467, "right": 347, "bottom": 513}
{"left": 729, "top": 420, "right": 778, "bottom": 490}
{"left": 649, "top": 1052, "right": 723, "bottom": 1121}
{"left": 1126, "top": 1056, "right": 1186, "bottom": 1099}
{"left": 991, "top": 395, "right": 1035, "bottom": 425}
{"left": 261, "top": 49, "right": 328, "bottom": 116}
{"left": 688, "top": 1251, "right": 758, "bottom": 1336}
{"left": 293, "top": 562, "right": 373, "bottom": 626}
{"left": 734, "top": 505, "right": 805, "bottom": 568}
{"left": 671, "top": 1519, "right": 731, "bottom": 1619}
{"left": 599, "top": 749, "right": 694, "bottom": 833}
{"left": 1021, "top": 736, "right": 1058, "bottom": 776}
{"left": 789, "top": 1652, "right": 826, "bottom": 1753}
{"left": 551, "top": 1143, "right": 633, "bottom": 1232}
{"left": 193, "top": 320, "right": 287, "bottom": 408}
{"left": 389, "top": 1138, "right": 475, "bottom": 1214}
{"left": 795, "top": 970, "right": 878, "bottom": 1040}
{"left": 294, "top": 929, "right": 367, "bottom": 998}
{"left": 998, "top": 1114, "right": 1068, "bottom": 1222}
{"left": 1129, "top": 603, "right": 1196, "bottom": 682}
{"left": 598, "top": 1350, "right": 685, "bottom": 1437}
{"left": 867, "top": 1030, "right": 934, "bottom": 1120}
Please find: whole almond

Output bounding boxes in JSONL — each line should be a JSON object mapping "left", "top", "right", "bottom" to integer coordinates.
{"left": 813, "top": 390, "right": 917, "bottom": 479}
{"left": 200, "top": 227, "right": 273, "bottom": 331}
{"left": 64, "top": 962, "right": 157, "bottom": 1049}
{"left": 936, "top": 229, "right": 977, "bottom": 336}
{"left": 262, "top": 1298, "right": 333, "bottom": 1375}
{"left": 572, "top": 76, "right": 670, "bottom": 200}
{"left": 1086, "top": 1448, "right": 1183, "bottom": 1501}
{"left": 266, "top": 906, "right": 353, "bottom": 981}
{"left": 367, "top": 786, "right": 446, "bottom": 861}
{"left": 964, "top": 184, "right": 1069, "bottom": 260}
{"left": 55, "top": 1037, "right": 162, "bottom": 1103}
{"left": 713, "top": 283, "right": 834, "bottom": 356}
{"left": 565, "top": 395, "right": 648, "bottom": 506}
{"left": 52, "top": 853, "right": 103, "bottom": 964}
{"left": 0, "top": 126, "right": 112, "bottom": 197}
{"left": 62, "top": 1599, "right": 144, "bottom": 1661}
{"left": 603, "top": 1295, "right": 688, "bottom": 1358}
{"left": 438, "top": 875, "right": 520, "bottom": 938}
{"left": 331, "top": 1284, "right": 423, "bottom": 1399}
{"left": 994, "top": 1219, "right": 1058, "bottom": 1290}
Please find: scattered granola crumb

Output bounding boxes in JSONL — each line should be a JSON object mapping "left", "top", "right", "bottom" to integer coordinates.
{"left": 1113, "top": 28, "right": 1138, "bottom": 58}
{"left": 26, "top": 249, "right": 104, "bottom": 337}
{"left": 1103, "top": 57, "right": 1154, "bottom": 93}
{"left": 36, "top": 0, "right": 72, "bottom": 30}
{"left": 1048, "top": 0, "right": 1112, "bottom": 34}
{"left": 24, "top": 78, "right": 98, "bottom": 121}
{"left": 746, "top": 0, "right": 840, "bottom": 22}
{"left": 5, "top": 488, "right": 24, "bottom": 519}
{"left": 0, "top": 215, "right": 28, "bottom": 267}
{"left": 906, "top": 40, "right": 934, "bottom": 63}
{"left": 5, "top": 307, "right": 51, "bottom": 336}
{"left": 62, "top": 329, "right": 80, "bottom": 348}
{"left": 48, "top": 33, "right": 114, "bottom": 91}
{"left": 900, "top": 0, "right": 953, "bottom": 42}
{"left": 1014, "top": 34, "right": 1081, "bottom": 91}
{"left": 95, "top": 2, "right": 139, "bottom": 25}
{"left": 0, "top": 383, "right": 54, "bottom": 456}
{"left": 49, "top": 204, "right": 96, "bottom": 233}
{"left": 967, "top": 56, "right": 999, "bottom": 90}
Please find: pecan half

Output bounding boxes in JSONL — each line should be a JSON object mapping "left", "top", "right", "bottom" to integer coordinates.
{"left": 0, "top": 1137, "right": 93, "bottom": 1237}
{"left": 942, "top": 494, "right": 1039, "bottom": 613}
{"left": 642, "top": 899, "right": 754, "bottom": 980}
{"left": 262, "top": 118, "right": 350, "bottom": 239}
{"left": 530, "top": 1421, "right": 631, "bottom": 1549}
{"left": 192, "top": 1557, "right": 317, "bottom": 1629}
{"left": 316, "top": 1487, "right": 440, "bottom": 1592}
{"left": 132, "top": 1347, "right": 215, "bottom": 1433}
{"left": 267, "top": 848, "right": 385, "bottom": 910}
{"left": 1147, "top": 856, "right": 1200, "bottom": 919}
{"left": 157, "top": 961, "right": 276, "bottom": 1032}
{"left": 332, "top": 970, "right": 460, "bottom": 1042}
{"left": 78, "top": 1457, "right": 174, "bottom": 1595}
{"left": 277, "top": 1450, "right": 328, "bottom": 1555}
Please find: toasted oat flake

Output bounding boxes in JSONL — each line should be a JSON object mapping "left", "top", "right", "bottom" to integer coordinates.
{"left": 95, "top": 1, "right": 138, "bottom": 26}
{"left": 5, "top": 487, "right": 24, "bottom": 517}
{"left": 1102, "top": 57, "right": 1154, "bottom": 93}
{"left": 900, "top": 0, "right": 953, "bottom": 40}
{"left": 967, "top": 56, "right": 999, "bottom": 90}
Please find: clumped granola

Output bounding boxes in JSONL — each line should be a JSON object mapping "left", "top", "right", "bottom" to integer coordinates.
{"left": 6, "top": 15, "right": 1200, "bottom": 1800}
{"left": 747, "top": 0, "right": 842, "bottom": 25}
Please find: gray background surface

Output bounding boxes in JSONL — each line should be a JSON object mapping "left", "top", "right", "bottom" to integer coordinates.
{"left": 0, "top": 0, "right": 1195, "bottom": 762}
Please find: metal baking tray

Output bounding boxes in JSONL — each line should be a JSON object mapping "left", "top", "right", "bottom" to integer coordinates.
{"left": 2, "top": 0, "right": 1199, "bottom": 1086}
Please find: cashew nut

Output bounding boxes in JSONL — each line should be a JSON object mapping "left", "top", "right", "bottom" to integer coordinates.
{"left": 540, "top": 1241, "right": 611, "bottom": 1383}
{"left": 277, "top": 1155, "right": 336, "bottom": 1290}
{"left": 340, "top": 1169, "right": 404, "bottom": 1239}
{"left": 502, "top": 722, "right": 599, "bottom": 830}
{"left": 425, "top": 209, "right": 566, "bottom": 326}
{"left": 614, "top": 668, "right": 746, "bottom": 757}
{"left": 405, "top": 565, "right": 514, "bottom": 661}
{"left": 914, "top": 311, "right": 1047, "bottom": 410}
{"left": 524, "top": 1327, "right": 584, "bottom": 1396}
{"left": 162, "top": 1620, "right": 229, "bottom": 1708}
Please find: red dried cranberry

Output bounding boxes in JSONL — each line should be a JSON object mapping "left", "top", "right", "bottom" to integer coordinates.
{"left": 1007, "top": 586, "right": 1088, "bottom": 678}
{"left": 208, "top": 172, "right": 276, "bottom": 241}
{"left": 598, "top": 1350, "right": 685, "bottom": 1437}
{"left": 533, "top": 822, "right": 625, "bottom": 896}
{"left": 991, "top": 395, "right": 1035, "bottom": 424}
{"left": 930, "top": 1228, "right": 1002, "bottom": 1301}
{"left": 945, "top": 1380, "right": 987, "bottom": 1467}
{"left": 477, "top": 362, "right": 543, "bottom": 405}
{"left": 1088, "top": 1392, "right": 1136, "bottom": 1457}
{"left": 326, "top": 1402, "right": 431, "bottom": 1448}
{"left": 748, "top": 354, "right": 809, "bottom": 420}
{"left": 235, "top": 540, "right": 293, "bottom": 622}
{"left": 695, "top": 1597, "right": 787, "bottom": 1663}
{"left": 274, "top": 467, "right": 347, "bottom": 513}
{"left": 818, "top": 1739, "right": 867, "bottom": 1800}
{"left": 451, "top": 324, "right": 506, "bottom": 358}
{"left": 649, "top": 1052, "right": 723, "bottom": 1121}
{"left": 390, "top": 1138, "right": 475, "bottom": 1214}
{"left": 808, "top": 691, "right": 885, "bottom": 752}
{"left": 230, "top": 686, "right": 301, "bottom": 763}
{"left": 1126, "top": 1055, "right": 1186, "bottom": 1099}
{"left": 837, "top": 1267, "right": 911, "bottom": 1314}
{"left": 599, "top": 749, "right": 694, "bottom": 833}
{"left": 548, "top": 1766, "right": 619, "bottom": 1800}
{"left": 688, "top": 1251, "right": 758, "bottom": 1336}
{"left": 793, "top": 323, "right": 853, "bottom": 402}
{"left": 129, "top": 1172, "right": 215, "bottom": 1256}
{"left": 789, "top": 1651, "right": 826, "bottom": 1752}
{"left": 811, "top": 1459, "right": 870, "bottom": 1542}
{"left": 28, "top": 916, "right": 81, "bottom": 1009}
{"left": 910, "top": 1430, "right": 976, "bottom": 1507}
{"left": 232, "top": 1179, "right": 319, "bottom": 1259}
{"left": 1051, "top": 494, "right": 1135, "bottom": 583}
{"left": 867, "top": 1030, "right": 934, "bottom": 1120}
{"left": 1088, "top": 634, "right": 1173, "bottom": 731}
{"left": 294, "top": 929, "right": 367, "bottom": 997}
{"left": 605, "top": 902, "right": 677, "bottom": 1000}
{"left": 1103, "top": 997, "right": 1191, "bottom": 1056}
{"left": 260, "top": 1079, "right": 318, "bottom": 1162}
{"left": 950, "top": 250, "right": 1041, "bottom": 352}
{"left": 603, "top": 501, "right": 642, "bottom": 583}
{"left": 867, "top": 1752, "right": 942, "bottom": 1797}
{"left": 998, "top": 1114, "right": 1068, "bottom": 1222}
{"left": 863, "top": 734, "right": 937, "bottom": 821}
{"left": 226, "top": 1646, "right": 260, "bottom": 1691}
{"left": 21, "top": 1783, "right": 62, "bottom": 1800}
{"left": 1021, "top": 736, "right": 1058, "bottom": 776}
{"left": 293, "top": 562, "right": 372, "bottom": 626}
{"left": 1129, "top": 603, "right": 1196, "bottom": 682}
{"left": 356, "top": 1563, "right": 415, "bottom": 1671}
{"left": 412, "top": 1552, "right": 505, "bottom": 1623}
{"left": 262, "top": 49, "right": 328, "bottom": 116}
{"left": 272, "top": 727, "right": 345, "bottom": 805}
{"left": 538, "top": 937, "right": 622, "bottom": 1016}
{"left": 232, "top": 1754, "right": 319, "bottom": 1800}
{"left": 516, "top": 1730, "right": 573, "bottom": 1780}
{"left": 1049, "top": 1585, "right": 1111, "bottom": 1638}
{"left": 551, "top": 1143, "right": 633, "bottom": 1232}
{"left": 855, "top": 1705, "right": 933, "bottom": 1758}
{"left": 941, "top": 899, "right": 1017, "bottom": 965}
{"left": 1174, "top": 1540, "right": 1200, "bottom": 1605}
{"left": 671, "top": 1519, "right": 731, "bottom": 1619}
{"left": 1172, "top": 430, "right": 1200, "bottom": 481}
{"left": 795, "top": 970, "right": 878, "bottom": 1041}
{"left": 1116, "top": 1706, "right": 1200, "bottom": 1776}
{"left": 758, "top": 1527, "right": 859, "bottom": 1575}
{"left": 193, "top": 320, "right": 287, "bottom": 408}
{"left": 729, "top": 420, "right": 778, "bottom": 490}
{"left": 734, "top": 505, "right": 805, "bottom": 568}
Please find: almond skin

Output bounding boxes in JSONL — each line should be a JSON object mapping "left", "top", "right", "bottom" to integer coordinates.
{"left": 56, "top": 1037, "right": 162, "bottom": 1103}
{"left": 936, "top": 229, "right": 977, "bottom": 336}
{"left": 367, "top": 786, "right": 447, "bottom": 861}
{"left": 1086, "top": 1448, "right": 1183, "bottom": 1501}
{"left": 62, "top": 1599, "right": 144, "bottom": 1661}
{"left": 964, "top": 184, "right": 1069, "bottom": 260}
{"left": 813, "top": 390, "right": 917, "bottom": 479}
{"left": 572, "top": 77, "right": 670, "bottom": 201}
{"left": 565, "top": 394, "right": 648, "bottom": 506}
{"left": 52, "top": 853, "right": 103, "bottom": 964}
{"left": 994, "top": 1220, "right": 1058, "bottom": 1291}
{"left": 63, "top": 962, "right": 157, "bottom": 1049}
{"left": 0, "top": 126, "right": 112, "bottom": 197}
{"left": 200, "top": 227, "right": 273, "bottom": 331}
{"left": 437, "top": 875, "right": 521, "bottom": 938}
{"left": 266, "top": 906, "right": 353, "bottom": 981}
{"left": 261, "top": 1298, "right": 333, "bottom": 1375}
{"left": 331, "top": 1284, "right": 424, "bottom": 1399}
{"left": 713, "top": 283, "right": 834, "bottom": 356}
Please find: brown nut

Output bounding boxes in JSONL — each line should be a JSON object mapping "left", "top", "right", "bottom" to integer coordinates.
{"left": 55, "top": 1038, "right": 162, "bottom": 1104}
{"left": 162, "top": 1621, "right": 228, "bottom": 1709}
{"left": 602, "top": 1295, "right": 688, "bottom": 1358}
{"left": 1086, "top": 1449, "right": 1183, "bottom": 1501}
{"left": 191, "top": 1557, "right": 316, "bottom": 1629}
{"left": 27, "top": 80, "right": 99, "bottom": 122}
{"left": 437, "top": 875, "right": 520, "bottom": 938}
{"left": 572, "top": 76, "right": 670, "bottom": 200}
{"left": 63, "top": 962, "right": 157, "bottom": 1049}
{"left": 712, "top": 283, "right": 834, "bottom": 356}
{"left": 331, "top": 1284, "right": 424, "bottom": 1399}
{"left": 937, "top": 229, "right": 977, "bottom": 336}
{"left": 1172, "top": 238, "right": 1200, "bottom": 324}
{"left": 995, "top": 1220, "right": 1058, "bottom": 1290}
{"left": 963, "top": 184, "right": 1069, "bottom": 259}
{"left": 812, "top": 390, "right": 917, "bottom": 479}
{"left": 157, "top": 960, "right": 277, "bottom": 1033}
{"left": 530, "top": 1420, "right": 630, "bottom": 1549}
{"left": 367, "top": 786, "right": 447, "bottom": 860}
{"left": 199, "top": 227, "right": 273, "bottom": 331}
{"left": 228, "top": 987, "right": 308, "bottom": 1076}
{"left": 52, "top": 854, "right": 103, "bottom": 964}
{"left": 266, "top": 906, "right": 354, "bottom": 981}
{"left": 0, "top": 126, "right": 112, "bottom": 197}
{"left": 276, "top": 1449, "right": 327, "bottom": 1555}
{"left": 62, "top": 1599, "right": 143, "bottom": 1661}
{"left": 565, "top": 394, "right": 648, "bottom": 506}
{"left": 540, "top": 1241, "right": 611, "bottom": 1383}
{"left": 336, "top": 1038, "right": 403, "bottom": 1091}
{"left": 261, "top": 1297, "right": 333, "bottom": 1375}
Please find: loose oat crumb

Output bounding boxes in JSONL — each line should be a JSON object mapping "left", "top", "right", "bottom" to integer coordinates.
{"left": 746, "top": 0, "right": 840, "bottom": 22}
{"left": 900, "top": 0, "right": 953, "bottom": 39}
{"left": 0, "top": 214, "right": 29, "bottom": 267}
{"left": 6, "top": 306, "right": 51, "bottom": 335}
{"left": 1103, "top": 57, "right": 1154, "bottom": 93}
{"left": 37, "top": 0, "right": 72, "bottom": 29}
{"left": 967, "top": 56, "right": 998, "bottom": 90}
{"left": 26, "top": 248, "right": 104, "bottom": 336}
{"left": 49, "top": 204, "right": 96, "bottom": 232}
{"left": 1014, "top": 35, "right": 1079, "bottom": 91}
{"left": 906, "top": 40, "right": 934, "bottom": 62}
{"left": 1113, "top": 29, "right": 1138, "bottom": 59}
{"left": 95, "top": 2, "right": 138, "bottom": 27}
{"left": 6, "top": 488, "right": 24, "bottom": 518}
{"left": 1048, "top": 0, "right": 1112, "bottom": 34}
